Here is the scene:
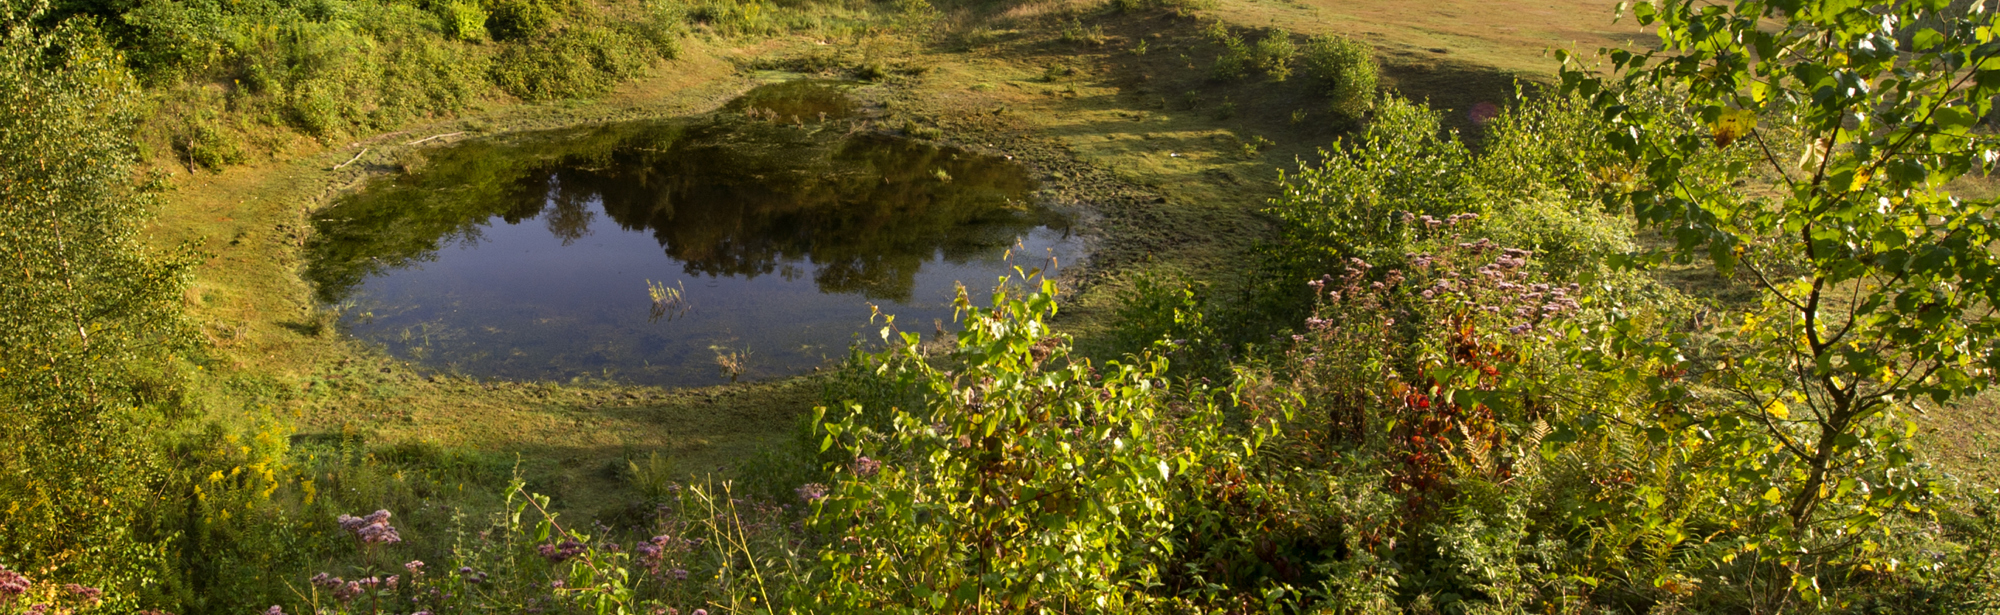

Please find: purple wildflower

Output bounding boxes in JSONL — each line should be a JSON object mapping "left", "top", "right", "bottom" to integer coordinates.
{"left": 538, "top": 539, "right": 587, "bottom": 563}
{"left": 264, "top": 607, "right": 283, "bottom": 615}
{"left": 0, "top": 567, "right": 29, "bottom": 601}
{"left": 63, "top": 584, "right": 102, "bottom": 603}
{"left": 854, "top": 456, "right": 881, "bottom": 477}
{"left": 335, "top": 509, "right": 401, "bottom": 545}
{"left": 796, "top": 483, "right": 829, "bottom": 503}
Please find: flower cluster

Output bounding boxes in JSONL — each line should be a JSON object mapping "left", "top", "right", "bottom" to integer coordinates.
{"left": 1397, "top": 210, "right": 1481, "bottom": 230}
{"left": 853, "top": 456, "right": 881, "bottom": 478}
{"left": 310, "top": 573, "right": 396, "bottom": 602}
{"left": 336, "top": 509, "right": 402, "bottom": 545}
{"left": 536, "top": 539, "right": 587, "bottom": 563}
{"left": 634, "top": 526, "right": 704, "bottom": 581}
{"left": 61, "top": 584, "right": 101, "bottom": 603}
{"left": 456, "top": 566, "right": 490, "bottom": 584}
{"left": 795, "top": 483, "right": 828, "bottom": 503}
{"left": 0, "top": 566, "right": 29, "bottom": 602}
{"left": 1413, "top": 242, "right": 1580, "bottom": 334}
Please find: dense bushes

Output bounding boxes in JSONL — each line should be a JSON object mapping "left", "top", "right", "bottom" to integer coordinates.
{"left": 489, "top": 23, "right": 664, "bottom": 101}
{"left": 73, "top": 0, "right": 687, "bottom": 167}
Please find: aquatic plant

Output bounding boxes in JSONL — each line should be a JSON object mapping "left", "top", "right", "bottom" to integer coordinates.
{"left": 646, "top": 279, "right": 690, "bottom": 322}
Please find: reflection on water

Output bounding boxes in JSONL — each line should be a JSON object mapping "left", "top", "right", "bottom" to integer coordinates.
{"left": 305, "top": 81, "right": 1072, "bottom": 386}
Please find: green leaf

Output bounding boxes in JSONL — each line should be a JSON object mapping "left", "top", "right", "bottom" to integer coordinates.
{"left": 1913, "top": 28, "right": 1945, "bottom": 51}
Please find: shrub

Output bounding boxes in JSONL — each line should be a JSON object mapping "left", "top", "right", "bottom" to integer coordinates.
{"left": 439, "top": 0, "right": 489, "bottom": 41}
{"left": 482, "top": 0, "right": 559, "bottom": 41}
{"left": 373, "top": 31, "right": 490, "bottom": 126}
{"left": 119, "top": 0, "right": 229, "bottom": 82}
{"left": 1303, "top": 34, "right": 1376, "bottom": 118}
{"left": 684, "top": 0, "right": 774, "bottom": 37}
{"left": 287, "top": 76, "right": 350, "bottom": 137}
{"left": 1265, "top": 96, "right": 1472, "bottom": 282}
{"left": 1210, "top": 34, "right": 1249, "bottom": 80}
{"left": 175, "top": 118, "right": 246, "bottom": 171}
{"left": 1254, "top": 28, "right": 1294, "bottom": 81}
{"left": 1108, "top": 0, "right": 1214, "bottom": 15}
{"left": 807, "top": 274, "right": 1248, "bottom": 610}
{"left": 1059, "top": 16, "right": 1103, "bottom": 45}
{"left": 490, "top": 25, "right": 655, "bottom": 101}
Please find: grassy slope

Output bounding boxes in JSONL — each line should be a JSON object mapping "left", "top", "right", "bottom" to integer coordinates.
{"left": 146, "top": 0, "right": 1996, "bottom": 524}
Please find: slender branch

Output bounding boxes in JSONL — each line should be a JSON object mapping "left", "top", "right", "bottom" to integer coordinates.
{"left": 332, "top": 147, "right": 369, "bottom": 170}
{"left": 1749, "top": 128, "right": 1800, "bottom": 192}
{"left": 405, "top": 132, "right": 464, "bottom": 146}
{"left": 1742, "top": 258, "right": 1808, "bottom": 312}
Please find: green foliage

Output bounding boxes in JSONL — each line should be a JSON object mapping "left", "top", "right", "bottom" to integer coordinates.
{"left": 173, "top": 115, "right": 246, "bottom": 171}
{"left": 1108, "top": 0, "right": 1212, "bottom": 16}
{"left": 490, "top": 24, "right": 661, "bottom": 101}
{"left": 438, "top": 0, "right": 488, "bottom": 42}
{"left": 805, "top": 274, "right": 1245, "bottom": 610}
{"left": 74, "top": 0, "right": 685, "bottom": 165}
{"left": 483, "top": 0, "right": 557, "bottom": 41}
{"left": 1302, "top": 33, "right": 1376, "bottom": 119}
{"left": 282, "top": 474, "right": 809, "bottom": 615}
{"left": 0, "top": 8, "right": 194, "bottom": 598}
{"left": 1253, "top": 27, "right": 1293, "bottom": 81}
{"left": 1209, "top": 33, "right": 1249, "bottom": 81}
{"left": 1266, "top": 96, "right": 1473, "bottom": 279}
{"left": 120, "top": 0, "right": 228, "bottom": 81}
{"left": 1059, "top": 16, "right": 1103, "bottom": 45}
{"left": 1111, "top": 273, "right": 1232, "bottom": 380}
{"left": 1558, "top": 0, "right": 2000, "bottom": 604}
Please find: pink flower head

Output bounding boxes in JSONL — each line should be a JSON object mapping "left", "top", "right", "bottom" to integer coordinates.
{"left": 854, "top": 456, "right": 881, "bottom": 477}
{"left": 63, "top": 584, "right": 102, "bottom": 603}
{"left": 336, "top": 509, "right": 401, "bottom": 545}
{"left": 0, "top": 567, "right": 30, "bottom": 600}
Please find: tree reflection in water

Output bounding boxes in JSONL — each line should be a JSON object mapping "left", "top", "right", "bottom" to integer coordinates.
{"left": 311, "top": 111, "right": 1048, "bottom": 305}
{"left": 302, "top": 81, "right": 1067, "bottom": 385}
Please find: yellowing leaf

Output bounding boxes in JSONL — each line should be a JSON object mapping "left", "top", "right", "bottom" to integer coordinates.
{"left": 1762, "top": 487, "right": 1784, "bottom": 504}
{"left": 1763, "top": 399, "right": 1789, "bottom": 420}
{"left": 1713, "top": 108, "right": 1757, "bottom": 147}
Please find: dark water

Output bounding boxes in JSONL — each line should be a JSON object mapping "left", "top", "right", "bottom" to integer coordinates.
{"left": 306, "top": 81, "right": 1073, "bottom": 386}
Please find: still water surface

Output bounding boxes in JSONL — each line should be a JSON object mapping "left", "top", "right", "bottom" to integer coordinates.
{"left": 306, "top": 82, "right": 1073, "bottom": 386}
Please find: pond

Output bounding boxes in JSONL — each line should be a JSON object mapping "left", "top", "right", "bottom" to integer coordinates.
{"left": 305, "top": 81, "right": 1075, "bottom": 387}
